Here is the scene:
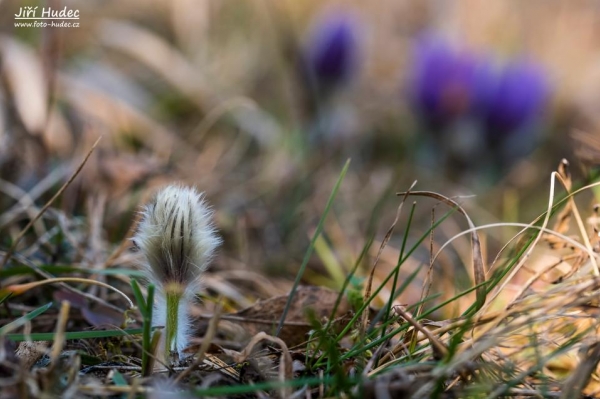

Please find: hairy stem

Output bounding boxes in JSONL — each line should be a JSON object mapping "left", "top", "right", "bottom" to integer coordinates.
{"left": 165, "top": 290, "right": 182, "bottom": 361}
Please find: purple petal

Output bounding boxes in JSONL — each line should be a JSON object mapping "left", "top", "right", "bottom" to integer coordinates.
{"left": 410, "top": 35, "right": 482, "bottom": 124}
{"left": 304, "top": 10, "right": 360, "bottom": 89}
{"left": 483, "top": 59, "right": 549, "bottom": 136}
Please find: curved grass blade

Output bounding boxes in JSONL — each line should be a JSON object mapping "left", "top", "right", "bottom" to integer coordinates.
{"left": 335, "top": 209, "right": 455, "bottom": 343}
{"left": 0, "top": 265, "right": 144, "bottom": 279}
{"left": 397, "top": 191, "right": 486, "bottom": 311}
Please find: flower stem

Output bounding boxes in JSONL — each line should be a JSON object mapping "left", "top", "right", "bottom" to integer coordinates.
{"left": 165, "top": 290, "right": 182, "bottom": 361}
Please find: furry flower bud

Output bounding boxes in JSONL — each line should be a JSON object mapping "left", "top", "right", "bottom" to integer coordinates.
{"left": 133, "top": 185, "right": 220, "bottom": 361}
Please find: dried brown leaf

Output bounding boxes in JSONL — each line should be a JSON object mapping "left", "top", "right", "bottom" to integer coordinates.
{"left": 223, "top": 286, "right": 351, "bottom": 346}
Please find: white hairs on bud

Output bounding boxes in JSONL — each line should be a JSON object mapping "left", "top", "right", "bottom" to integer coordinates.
{"left": 133, "top": 184, "right": 221, "bottom": 358}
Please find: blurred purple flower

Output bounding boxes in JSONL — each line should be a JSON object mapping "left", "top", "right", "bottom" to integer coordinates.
{"left": 303, "top": 10, "right": 360, "bottom": 92}
{"left": 410, "top": 36, "right": 482, "bottom": 126}
{"left": 409, "top": 35, "right": 551, "bottom": 183}
{"left": 480, "top": 59, "right": 549, "bottom": 138}
{"left": 410, "top": 36, "right": 549, "bottom": 136}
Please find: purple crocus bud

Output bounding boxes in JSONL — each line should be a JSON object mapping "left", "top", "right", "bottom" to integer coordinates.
{"left": 302, "top": 10, "right": 360, "bottom": 93}
{"left": 410, "top": 35, "right": 482, "bottom": 127}
{"left": 481, "top": 59, "right": 549, "bottom": 140}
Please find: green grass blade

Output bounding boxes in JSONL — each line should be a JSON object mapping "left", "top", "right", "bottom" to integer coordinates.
{"left": 335, "top": 209, "right": 455, "bottom": 342}
{"left": 381, "top": 201, "right": 416, "bottom": 340}
{"left": 462, "top": 233, "right": 536, "bottom": 317}
{"left": 5, "top": 327, "right": 143, "bottom": 342}
{"left": 419, "top": 281, "right": 484, "bottom": 320}
{"left": 192, "top": 374, "right": 342, "bottom": 397}
{"left": 0, "top": 292, "right": 13, "bottom": 306}
{"left": 111, "top": 369, "right": 128, "bottom": 386}
{"left": 307, "top": 233, "right": 374, "bottom": 368}
{"left": 111, "top": 369, "right": 128, "bottom": 399}
{"left": 0, "top": 302, "right": 53, "bottom": 335}
{"left": 369, "top": 264, "right": 426, "bottom": 330}
{"left": 275, "top": 159, "right": 350, "bottom": 337}
{"left": 130, "top": 279, "right": 147, "bottom": 315}
{"left": 142, "top": 284, "right": 154, "bottom": 376}
{"left": 130, "top": 278, "right": 155, "bottom": 375}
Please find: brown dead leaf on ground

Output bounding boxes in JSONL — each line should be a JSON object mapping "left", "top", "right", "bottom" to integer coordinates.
{"left": 53, "top": 291, "right": 123, "bottom": 328}
{"left": 221, "top": 285, "right": 352, "bottom": 346}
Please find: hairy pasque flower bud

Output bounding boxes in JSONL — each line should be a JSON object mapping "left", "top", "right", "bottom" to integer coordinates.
{"left": 133, "top": 185, "right": 220, "bottom": 361}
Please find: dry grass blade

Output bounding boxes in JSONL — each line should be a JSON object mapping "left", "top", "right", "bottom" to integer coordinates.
{"left": 550, "top": 159, "right": 573, "bottom": 238}
{"left": 92, "top": 20, "right": 282, "bottom": 148}
{"left": 174, "top": 302, "right": 223, "bottom": 384}
{"left": 3, "top": 277, "right": 134, "bottom": 309}
{"left": 560, "top": 342, "right": 600, "bottom": 399}
{"left": 479, "top": 165, "right": 600, "bottom": 318}
{"left": 0, "top": 178, "right": 47, "bottom": 237}
{"left": 49, "top": 300, "right": 70, "bottom": 365}
{"left": 432, "top": 221, "right": 594, "bottom": 300}
{"left": 0, "top": 165, "right": 69, "bottom": 245}
{"left": 0, "top": 136, "right": 102, "bottom": 273}
{"left": 553, "top": 159, "right": 599, "bottom": 276}
{"left": 417, "top": 208, "right": 437, "bottom": 319}
{"left": 4, "top": 3, "right": 600, "bottom": 397}
{"left": 6, "top": 252, "right": 127, "bottom": 315}
{"left": 393, "top": 305, "right": 448, "bottom": 359}
{"left": 226, "top": 332, "right": 293, "bottom": 398}
{"left": 396, "top": 190, "right": 486, "bottom": 310}
{"left": 360, "top": 181, "right": 416, "bottom": 336}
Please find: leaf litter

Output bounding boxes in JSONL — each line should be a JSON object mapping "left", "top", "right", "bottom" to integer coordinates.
{"left": 0, "top": 158, "right": 599, "bottom": 397}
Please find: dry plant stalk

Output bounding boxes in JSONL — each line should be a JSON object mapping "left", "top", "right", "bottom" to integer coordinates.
{"left": 174, "top": 302, "right": 223, "bottom": 384}
{"left": 221, "top": 331, "right": 293, "bottom": 398}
